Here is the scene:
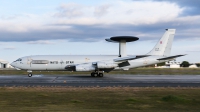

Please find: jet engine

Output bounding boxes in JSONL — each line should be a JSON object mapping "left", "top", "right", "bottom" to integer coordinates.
{"left": 75, "top": 63, "right": 95, "bottom": 71}
{"left": 97, "top": 62, "right": 118, "bottom": 69}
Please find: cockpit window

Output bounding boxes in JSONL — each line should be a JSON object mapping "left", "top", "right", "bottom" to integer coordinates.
{"left": 16, "top": 58, "right": 22, "bottom": 61}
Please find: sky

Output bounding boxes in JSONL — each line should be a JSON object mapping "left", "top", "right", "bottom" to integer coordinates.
{"left": 0, "top": 0, "right": 200, "bottom": 63}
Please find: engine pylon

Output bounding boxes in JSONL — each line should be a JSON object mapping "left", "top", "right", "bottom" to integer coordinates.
{"left": 105, "top": 36, "right": 139, "bottom": 57}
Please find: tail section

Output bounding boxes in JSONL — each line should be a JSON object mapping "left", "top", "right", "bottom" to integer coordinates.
{"left": 147, "top": 29, "right": 176, "bottom": 56}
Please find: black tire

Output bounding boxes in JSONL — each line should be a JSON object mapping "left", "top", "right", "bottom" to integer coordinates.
{"left": 28, "top": 73, "right": 32, "bottom": 77}
{"left": 91, "top": 73, "right": 95, "bottom": 77}
{"left": 99, "top": 73, "right": 103, "bottom": 77}
{"left": 94, "top": 73, "right": 98, "bottom": 77}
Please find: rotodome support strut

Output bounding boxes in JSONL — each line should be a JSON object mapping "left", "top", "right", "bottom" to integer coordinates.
{"left": 105, "top": 36, "right": 139, "bottom": 57}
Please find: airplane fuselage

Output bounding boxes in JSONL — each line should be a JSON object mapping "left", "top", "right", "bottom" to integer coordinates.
{"left": 11, "top": 55, "right": 166, "bottom": 71}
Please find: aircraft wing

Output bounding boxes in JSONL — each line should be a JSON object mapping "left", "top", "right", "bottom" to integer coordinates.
{"left": 157, "top": 54, "right": 186, "bottom": 60}
{"left": 114, "top": 55, "right": 150, "bottom": 62}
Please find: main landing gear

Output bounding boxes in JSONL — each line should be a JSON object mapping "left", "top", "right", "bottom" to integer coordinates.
{"left": 91, "top": 71, "right": 104, "bottom": 77}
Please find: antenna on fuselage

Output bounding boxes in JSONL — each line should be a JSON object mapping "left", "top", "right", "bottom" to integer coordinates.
{"left": 105, "top": 36, "right": 139, "bottom": 57}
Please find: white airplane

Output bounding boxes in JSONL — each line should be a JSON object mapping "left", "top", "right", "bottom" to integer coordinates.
{"left": 11, "top": 29, "right": 185, "bottom": 77}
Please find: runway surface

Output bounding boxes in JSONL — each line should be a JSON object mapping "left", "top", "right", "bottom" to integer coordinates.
{"left": 0, "top": 74, "right": 200, "bottom": 87}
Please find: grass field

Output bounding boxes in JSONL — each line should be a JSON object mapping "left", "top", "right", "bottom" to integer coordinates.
{"left": 0, "top": 68, "right": 200, "bottom": 111}
{"left": 0, "top": 87, "right": 200, "bottom": 112}
{"left": 0, "top": 68, "right": 200, "bottom": 75}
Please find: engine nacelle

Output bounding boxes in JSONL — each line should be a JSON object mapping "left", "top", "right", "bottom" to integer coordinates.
{"left": 75, "top": 63, "right": 95, "bottom": 71}
{"left": 97, "top": 62, "right": 118, "bottom": 69}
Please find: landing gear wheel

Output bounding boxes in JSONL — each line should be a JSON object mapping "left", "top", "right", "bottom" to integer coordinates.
{"left": 91, "top": 73, "right": 95, "bottom": 77}
{"left": 91, "top": 72, "right": 104, "bottom": 77}
{"left": 94, "top": 73, "right": 98, "bottom": 77}
{"left": 28, "top": 73, "right": 32, "bottom": 77}
{"left": 99, "top": 73, "right": 103, "bottom": 77}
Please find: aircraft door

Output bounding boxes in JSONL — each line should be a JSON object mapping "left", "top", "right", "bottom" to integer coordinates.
{"left": 27, "top": 57, "right": 32, "bottom": 68}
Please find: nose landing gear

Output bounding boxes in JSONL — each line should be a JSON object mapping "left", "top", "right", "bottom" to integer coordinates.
{"left": 28, "top": 73, "right": 32, "bottom": 77}
{"left": 27, "top": 70, "right": 32, "bottom": 77}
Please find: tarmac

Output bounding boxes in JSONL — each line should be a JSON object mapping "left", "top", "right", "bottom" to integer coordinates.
{"left": 0, "top": 74, "right": 200, "bottom": 87}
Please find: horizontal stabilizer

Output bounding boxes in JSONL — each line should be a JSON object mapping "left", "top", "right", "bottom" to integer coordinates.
{"left": 157, "top": 54, "right": 186, "bottom": 60}
{"left": 114, "top": 55, "right": 150, "bottom": 62}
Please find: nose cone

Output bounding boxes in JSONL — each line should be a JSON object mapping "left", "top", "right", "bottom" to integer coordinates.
{"left": 10, "top": 62, "right": 15, "bottom": 67}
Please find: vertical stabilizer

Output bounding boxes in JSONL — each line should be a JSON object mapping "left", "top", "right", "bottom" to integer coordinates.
{"left": 147, "top": 29, "right": 176, "bottom": 56}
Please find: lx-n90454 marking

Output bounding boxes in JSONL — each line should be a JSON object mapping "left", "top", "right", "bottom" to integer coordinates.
{"left": 11, "top": 29, "right": 185, "bottom": 77}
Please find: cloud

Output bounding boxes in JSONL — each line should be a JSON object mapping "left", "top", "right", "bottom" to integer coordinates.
{"left": 54, "top": 3, "right": 83, "bottom": 18}
{"left": 1, "top": 14, "right": 20, "bottom": 20}
{"left": 153, "top": 0, "right": 200, "bottom": 16}
{"left": 176, "top": 44, "right": 200, "bottom": 53}
{"left": 0, "top": 20, "right": 199, "bottom": 43}
{"left": 53, "top": 1, "right": 183, "bottom": 25}
{"left": 3, "top": 46, "right": 16, "bottom": 50}
{"left": 27, "top": 40, "right": 55, "bottom": 44}
{"left": 94, "top": 4, "right": 111, "bottom": 17}
{"left": 0, "top": 14, "right": 29, "bottom": 20}
{"left": 0, "top": 0, "right": 199, "bottom": 43}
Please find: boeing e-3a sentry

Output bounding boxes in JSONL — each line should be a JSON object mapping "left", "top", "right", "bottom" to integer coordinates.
{"left": 11, "top": 29, "right": 185, "bottom": 77}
